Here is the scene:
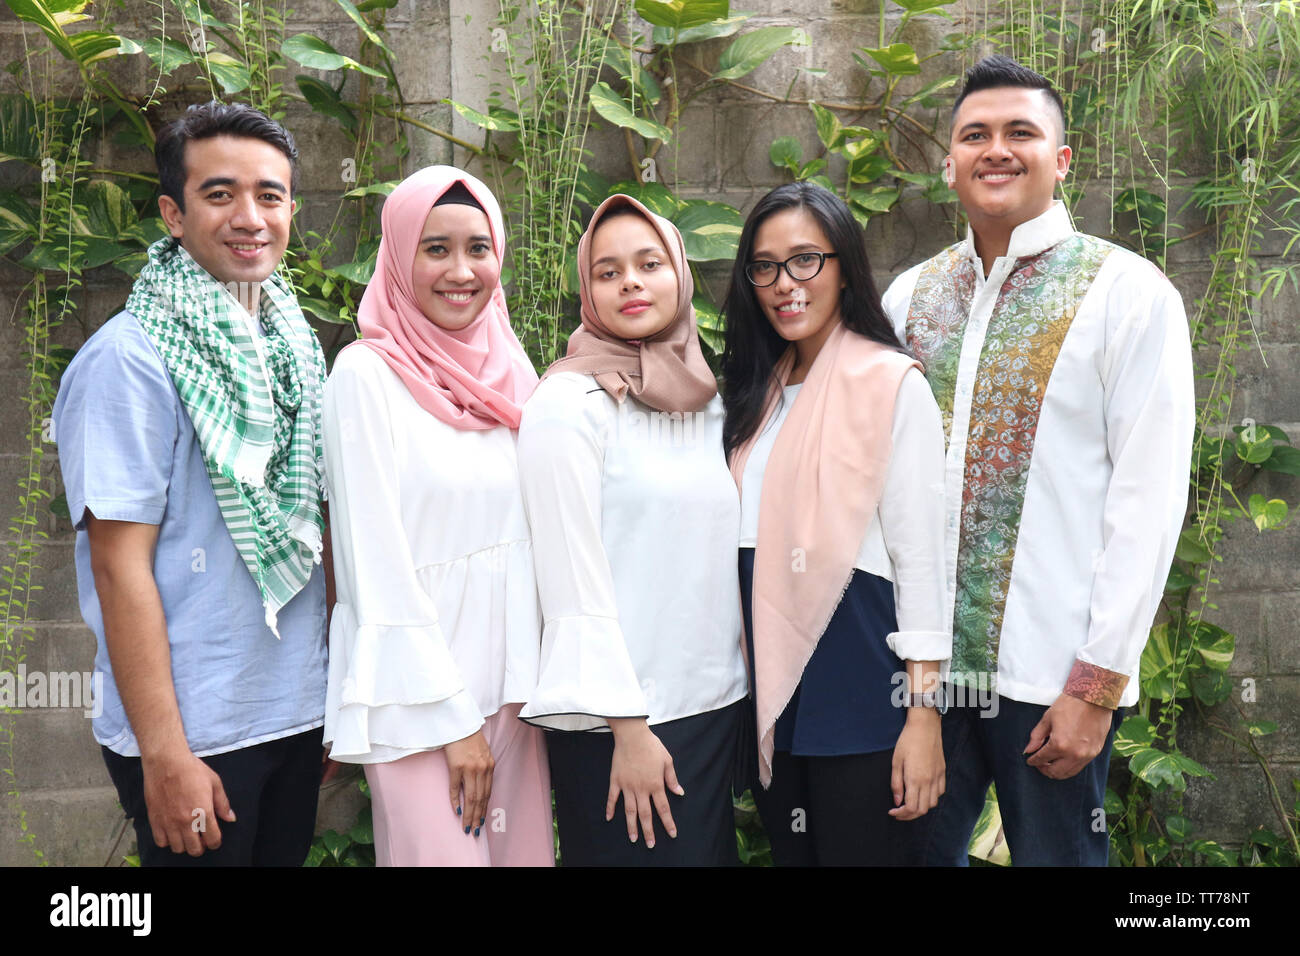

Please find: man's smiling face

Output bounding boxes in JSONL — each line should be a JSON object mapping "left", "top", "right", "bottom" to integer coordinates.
{"left": 157, "top": 134, "right": 295, "bottom": 290}
{"left": 948, "top": 86, "right": 1070, "bottom": 235}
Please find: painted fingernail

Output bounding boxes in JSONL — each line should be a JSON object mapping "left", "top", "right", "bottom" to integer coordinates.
{"left": 464, "top": 825, "right": 472, "bottom": 834}
{"left": 456, "top": 806, "right": 462, "bottom": 816}
{"left": 474, "top": 827, "right": 481, "bottom": 837}
{"left": 647, "top": 840, "right": 655, "bottom": 849}
{"left": 479, "top": 816, "right": 485, "bottom": 827}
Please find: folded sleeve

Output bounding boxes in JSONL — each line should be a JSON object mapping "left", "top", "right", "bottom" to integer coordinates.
{"left": 1069, "top": 264, "right": 1195, "bottom": 709}
{"left": 880, "top": 368, "right": 953, "bottom": 663}
{"left": 515, "top": 375, "right": 648, "bottom": 732}
{"left": 322, "top": 350, "right": 482, "bottom": 761}
{"left": 53, "top": 321, "right": 177, "bottom": 529}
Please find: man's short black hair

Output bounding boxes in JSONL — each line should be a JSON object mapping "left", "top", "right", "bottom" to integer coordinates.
{"left": 155, "top": 101, "right": 300, "bottom": 212}
{"left": 951, "top": 55, "right": 1067, "bottom": 146}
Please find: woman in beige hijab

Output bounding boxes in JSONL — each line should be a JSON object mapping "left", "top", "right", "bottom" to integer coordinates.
{"left": 516, "top": 195, "right": 750, "bottom": 865}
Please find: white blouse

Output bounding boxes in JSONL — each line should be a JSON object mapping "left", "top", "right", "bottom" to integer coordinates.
{"left": 322, "top": 346, "right": 541, "bottom": 764}
{"left": 738, "top": 368, "right": 951, "bottom": 663}
{"left": 516, "top": 372, "right": 749, "bottom": 732}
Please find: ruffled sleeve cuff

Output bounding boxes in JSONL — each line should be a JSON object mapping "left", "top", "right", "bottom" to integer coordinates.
{"left": 518, "top": 615, "right": 648, "bottom": 732}
{"left": 886, "top": 629, "right": 952, "bottom": 663}
{"left": 1064, "top": 658, "right": 1129, "bottom": 710}
{"left": 325, "top": 611, "right": 484, "bottom": 761}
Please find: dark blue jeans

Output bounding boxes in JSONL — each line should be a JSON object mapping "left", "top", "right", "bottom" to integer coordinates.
{"left": 921, "top": 689, "right": 1123, "bottom": 866}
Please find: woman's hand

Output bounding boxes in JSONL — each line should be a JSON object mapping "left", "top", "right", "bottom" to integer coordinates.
{"left": 888, "top": 708, "right": 945, "bottom": 821}
{"left": 606, "top": 718, "right": 683, "bottom": 848}
{"left": 444, "top": 729, "right": 494, "bottom": 836}
{"left": 321, "top": 747, "right": 342, "bottom": 786}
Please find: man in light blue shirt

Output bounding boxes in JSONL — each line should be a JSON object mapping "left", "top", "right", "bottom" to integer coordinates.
{"left": 53, "top": 102, "right": 328, "bottom": 865}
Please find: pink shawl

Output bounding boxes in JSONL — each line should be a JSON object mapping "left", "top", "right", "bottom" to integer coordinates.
{"left": 542, "top": 194, "right": 717, "bottom": 414}
{"left": 728, "top": 322, "right": 921, "bottom": 787}
{"left": 350, "top": 165, "right": 538, "bottom": 429}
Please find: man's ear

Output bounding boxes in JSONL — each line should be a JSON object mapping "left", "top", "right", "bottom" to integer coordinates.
{"left": 1055, "top": 144, "right": 1072, "bottom": 183}
{"left": 944, "top": 157, "right": 956, "bottom": 187}
{"left": 158, "top": 194, "right": 185, "bottom": 239}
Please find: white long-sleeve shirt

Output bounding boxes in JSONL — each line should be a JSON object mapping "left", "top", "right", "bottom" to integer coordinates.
{"left": 516, "top": 372, "right": 749, "bottom": 732}
{"left": 738, "top": 369, "right": 950, "bottom": 663}
{"left": 882, "top": 201, "right": 1194, "bottom": 709}
{"left": 322, "top": 345, "right": 541, "bottom": 763}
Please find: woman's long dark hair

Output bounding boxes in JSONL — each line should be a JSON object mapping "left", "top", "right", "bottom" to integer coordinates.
{"left": 721, "top": 181, "right": 908, "bottom": 457}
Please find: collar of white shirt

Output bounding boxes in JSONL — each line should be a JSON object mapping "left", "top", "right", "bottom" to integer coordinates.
{"left": 959, "top": 200, "right": 1077, "bottom": 267}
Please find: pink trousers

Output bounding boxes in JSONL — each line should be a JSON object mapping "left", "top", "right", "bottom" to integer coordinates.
{"left": 364, "top": 703, "right": 555, "bottom": 866}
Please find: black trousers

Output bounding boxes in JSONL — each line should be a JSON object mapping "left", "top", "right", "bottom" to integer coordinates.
{"left": 102, "top": 726, "right": 324, "bottom": 867}
{"left": 753, "top": 748, "right": 929, "bottom": 866}
{"left": 546, "top": 700, "right": 747, "bottom": 867}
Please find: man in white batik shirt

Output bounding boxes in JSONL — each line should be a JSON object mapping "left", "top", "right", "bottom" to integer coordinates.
{"left": 882, "top": 55, "right": 1194, "bottom": 866}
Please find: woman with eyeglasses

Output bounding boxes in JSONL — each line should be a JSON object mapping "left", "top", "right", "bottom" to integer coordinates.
{"left": 720, "top": 181, "right": 951, "bottom": 866}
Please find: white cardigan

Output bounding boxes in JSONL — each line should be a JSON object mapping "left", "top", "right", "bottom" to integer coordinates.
{"left": 516, "top": 372, "right": 749, "bottom": 732}
{"left": 322, "top": 345, "right": 541, "bottom": 763}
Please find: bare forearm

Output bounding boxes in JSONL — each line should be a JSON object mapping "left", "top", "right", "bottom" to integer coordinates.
{"left": 904, "top": 659, "right": 942, "bottom": 727}
{"left": 95, "top": 566, "right": 187, "bottom": 759}
{"left": 85, "top": 514, "right": 189, "bottom": 761}
{"left": 904, "top": 659, "right": 941, "bottom": 696}
{"left": 85, "top": 515, "right": 234, "bottom": 853}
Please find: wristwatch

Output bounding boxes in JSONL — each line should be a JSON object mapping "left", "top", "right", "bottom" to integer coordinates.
{"left": 905, "top": 686, "right": 949, "bottom": 715}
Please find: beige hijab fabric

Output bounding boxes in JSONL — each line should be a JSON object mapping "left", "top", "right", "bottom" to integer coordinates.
{"left": 542, "top": 194, "right": 717, "bottom": 414}
{"left": 728, "top": 322, "right": 921, "bottom": 787}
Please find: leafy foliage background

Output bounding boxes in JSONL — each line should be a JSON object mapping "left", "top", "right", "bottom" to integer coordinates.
{"left": 0, "top": 0, "right": 1296, "bottom": 866}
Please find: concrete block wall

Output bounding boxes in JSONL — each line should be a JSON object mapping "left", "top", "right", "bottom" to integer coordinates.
{"left": 0, "top": 0, "right": 1295, "bottom": 863}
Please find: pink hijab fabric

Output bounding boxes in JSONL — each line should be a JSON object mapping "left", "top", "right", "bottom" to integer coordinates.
{"left": 542, "top": 194, "right": 717, "bottom": 414}
{"left": 350, "top": 165, "right": 538, "bottom": 430}
{"left": 728, "top": 322, "right": 921, "bottom": 787}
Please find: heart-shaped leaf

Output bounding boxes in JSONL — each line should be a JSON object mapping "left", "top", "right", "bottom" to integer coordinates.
{"left": 859, "top": 42, "right": 921, "bottom": 76}
{"left": 589, "top": 81, "right": 671, "bottom": 143}
{"left": 634, "top": 0, "right": 729, "bottom": 31}
{"left": 673, "top": 199, "right": 743, "bottom": 261}
{"left": 283, "top": 33, "right": 386, "bottom": 78}
{"left": 714, "top": 26, "right": 807, "bottom": 82}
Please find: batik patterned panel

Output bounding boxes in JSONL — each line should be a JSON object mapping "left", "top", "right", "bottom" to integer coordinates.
{"left": 901, "top": 244, "right": 974, "bottom": 446}
{"left": 907, "top": 235, "right": 1113, "bottom": 677}
{"left": 954, "top": 235, "right": 1112, "bottom": 674}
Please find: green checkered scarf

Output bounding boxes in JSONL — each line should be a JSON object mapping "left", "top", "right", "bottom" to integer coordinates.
{"left": 127, "top": 237, "right": 326, "bottom": 635}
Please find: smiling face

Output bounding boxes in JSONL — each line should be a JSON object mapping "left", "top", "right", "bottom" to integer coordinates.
{"left": 410, "top": 202, "right": 499, "bottom": 332}
{"left": 157, "top": 134, "right": 294, "bottom": 290}
{"left": 750, "top": 206, "right": 845, "bottom": 357}
{"left": 948, "top": 86, "right": 1071, "bottom": 236}
{"left": 587, "top": 212, "right": 679, "bottom": 340}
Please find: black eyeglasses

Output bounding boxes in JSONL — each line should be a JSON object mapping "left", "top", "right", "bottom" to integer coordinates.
{"left": 744, "top": 252, "right": 838, "bottom": 287}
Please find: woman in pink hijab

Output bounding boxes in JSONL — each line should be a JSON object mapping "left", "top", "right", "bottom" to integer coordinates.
{"left": 321, "top": 166, "right": 553, "bottom": 866}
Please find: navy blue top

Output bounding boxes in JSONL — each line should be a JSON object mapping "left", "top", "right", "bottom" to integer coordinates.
{"left": 740, "top": 548, "right": 904, "bottom": 756}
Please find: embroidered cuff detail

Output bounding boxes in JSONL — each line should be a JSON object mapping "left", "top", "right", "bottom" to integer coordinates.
{"left": 1064, "top": 659, "right": 1128, "bottom": 710}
